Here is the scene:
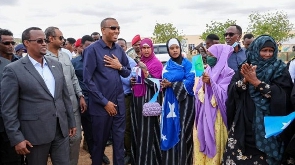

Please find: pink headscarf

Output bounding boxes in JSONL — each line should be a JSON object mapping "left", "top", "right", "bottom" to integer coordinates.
{"left": 132, "top": 38, "right": 163, "bottom": 97}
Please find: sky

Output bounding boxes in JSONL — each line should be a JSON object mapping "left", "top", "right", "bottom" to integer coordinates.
{"left": 1, "top": 0, "right": 295, "bottom": 42}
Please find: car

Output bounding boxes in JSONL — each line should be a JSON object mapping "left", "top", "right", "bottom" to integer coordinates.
{"left": 126, "top": 43, "right": 170, "bottom": 65}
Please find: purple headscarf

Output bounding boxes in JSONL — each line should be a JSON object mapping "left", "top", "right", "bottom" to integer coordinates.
{"left": 194, "top": 44, "right": 234, "bottom": 157}
{"left": 132, "top": 38, "right": 163, "bottom": 97}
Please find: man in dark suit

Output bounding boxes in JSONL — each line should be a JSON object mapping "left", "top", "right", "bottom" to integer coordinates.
{"left": 0, "top": 28, "right": 22, "bottom": 165}
{"left": 1, "top": 27, "right": 76, "bottom": 165}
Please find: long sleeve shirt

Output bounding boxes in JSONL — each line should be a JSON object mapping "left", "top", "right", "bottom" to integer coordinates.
{"left": 45, "top": 50, "right": 83, "bottom": 113}
{"left": 121, "top": 55, "right": 136, "bottom": 95}
{"left": 83, "top": 40, "right": 131, "bottom": 116}
{"left": 227, "top": 45, "right": 247, "bottom": 71}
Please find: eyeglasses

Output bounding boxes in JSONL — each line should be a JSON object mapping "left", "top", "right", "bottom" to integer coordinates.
{"left": 28, "top": 39, "right": 47, "bottom": 44}
{"left": 104, "top": 26, "right": 120, "bottom": 30}
{"left": 53, "top": 36, "right": 64, "bottom": 41}
{"left": 1, "top": 41, "right": 16, "bottom": 46}
{"left": 223, "top": 33, "right": 237, "bottom": 37}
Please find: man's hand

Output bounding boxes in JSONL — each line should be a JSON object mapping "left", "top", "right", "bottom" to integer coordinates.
{"left": 15, "top": 140, "right": 33, "bottom": 155}
{"left": 104, "top": 54, "right": 122, "bottom": 70}
{"left": 79, "top": 96, "right": 87, "bottom": 113}
{"left": 202, "top": 72, "right": 211, "bottom": 85}
{"left": 69, "top": 127, "right": 77, "bottom": 137}
{"left": 104, "top": 101, "right": 117, "bottom": 116}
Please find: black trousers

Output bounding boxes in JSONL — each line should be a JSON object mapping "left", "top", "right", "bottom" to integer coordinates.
{"left": 0, "top": 131, "right": 22, "bottom": 165}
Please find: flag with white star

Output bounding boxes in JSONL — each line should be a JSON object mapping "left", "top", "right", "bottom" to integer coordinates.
{"left": 161, "top": 87, "right": 180, "bottom": 150}
{"left": 264, "top": 111, "right": 295, "bottom": 138}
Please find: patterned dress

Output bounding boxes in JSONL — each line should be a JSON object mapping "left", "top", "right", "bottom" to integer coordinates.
{"left": 130, "top": 79, "right": 162, "bottom": 165}
{"left": 194, "top": 88, "right": 228, "bottom": 165}
{"left": 161, "top": 82, "right": 195, "bottom": 165}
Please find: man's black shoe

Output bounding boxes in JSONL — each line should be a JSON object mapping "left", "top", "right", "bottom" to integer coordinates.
{"left": 102, "top": 154, "right": 110, "bottom": 164}
{"left": 106, "top": 140, "right": 113, "bottom": 146}
{"left": 124, "top": 155, "right": 131, "bottom": 165}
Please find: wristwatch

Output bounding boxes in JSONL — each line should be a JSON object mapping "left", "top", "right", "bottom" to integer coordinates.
{"left": 119, "top": 66, "right": 123, "bottom": 70}
{"left": 80, "top": 94, "right": 85, "bottom": 98}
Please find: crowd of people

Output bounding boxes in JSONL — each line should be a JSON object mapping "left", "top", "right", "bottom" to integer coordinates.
{"left": 0, "top": 17, "right": 295, "bottom": 165}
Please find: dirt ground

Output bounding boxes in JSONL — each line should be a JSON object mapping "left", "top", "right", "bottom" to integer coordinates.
{"left": 47, "top": 136, "right": 113, "bottom": 165}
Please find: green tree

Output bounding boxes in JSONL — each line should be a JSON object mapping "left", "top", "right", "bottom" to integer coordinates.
{"left": 152, "top": 23, "right": 184, "bottom": 43}
{"left": 200, "top": 19, "right": 236, "bottom": 44}
{"left": 247, "top": 11, "right": 294, "bottom": 42}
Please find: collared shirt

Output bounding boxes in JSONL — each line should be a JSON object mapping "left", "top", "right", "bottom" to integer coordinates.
{"left": 46, "top": 50, "right": 82, "bottom": 113}
{"left": 11, "top": 55, "right": 19, "bottom": 62}
{"left": 61, "top": 48, "right": 73, "bottom": 60}
{"left": 288, "top": 60, "right": 295, "bottom": 83}
{"left": 71, "top": 55, "right": 88, "bottom": 94}
{"left": 121, "top": 55, "right": 136, "bottom": 94}
{"left": 28, "top": 55, "right": 55, "bottom": 97}
{"left": 83, "top": 39, "right": 131, "bottom": 107}
{"left": 227, "top": 45, "right": 247, "bottom": 71}
{"left": 0, "top": 54, "right": 19, "bottom": 62}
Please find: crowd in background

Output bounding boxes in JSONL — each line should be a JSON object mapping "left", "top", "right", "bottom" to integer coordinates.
{"left": 0, "top": 17, "right": 295, "bottom": 165}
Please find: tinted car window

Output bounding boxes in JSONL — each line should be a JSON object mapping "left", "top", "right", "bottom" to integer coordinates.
{"left": 158, "top": 45, "right": 168, "bottom": 54}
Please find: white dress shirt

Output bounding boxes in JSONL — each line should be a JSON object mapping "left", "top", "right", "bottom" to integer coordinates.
{"left": 289, "top": 60, "right": 295, "bottom": 83}
{"left": 28, "top": 55, "right": 55, "bottom": 97}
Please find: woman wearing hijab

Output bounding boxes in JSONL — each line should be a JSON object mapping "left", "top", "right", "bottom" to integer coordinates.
{"left": 223, "top": 35, "right": 295, "bottom": 165}
{"left": 160, "top": 38, "right": 195, "bottom": 165}
{"left": 194, "top": 44, "right": 235, "bottom": 164}
{"left": 130, "top": 38, "right": 163, "bottom": 165}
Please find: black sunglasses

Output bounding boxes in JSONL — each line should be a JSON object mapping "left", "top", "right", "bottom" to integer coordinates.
{"left": 53, "top": 36, "right": 64, "bottom": 41}
{"left": 28, "top": 39, "right": 47, "bottom": 44}
{"left": 104, "top": 26, "right": 120, "bottom": 30}
{"left": 1, "top": 41, "right": 16, "bottom": 46}
{"left": 223, "top": 32, "right": 237, "bottom": 37}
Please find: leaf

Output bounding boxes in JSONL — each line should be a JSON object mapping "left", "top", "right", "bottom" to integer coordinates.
{"left": 152, "top": 23, "right": 185, "bottom": 44}
{"left": 246, "top": 10, "right": 294, "bottom": 42}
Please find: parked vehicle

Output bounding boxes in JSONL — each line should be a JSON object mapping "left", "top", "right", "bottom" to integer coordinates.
{"left": 126, "top": 43, "right": 170, "bottom": 65}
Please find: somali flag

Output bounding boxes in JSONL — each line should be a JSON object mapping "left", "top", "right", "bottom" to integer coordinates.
{"left": 264, "top": 111, "right": 295, "bottom": 138}
{"left": 191, "top": 54, "right": 204, "bottom": 77}
{"left": 161, "top": 87, "right": 180, "bottom": 150}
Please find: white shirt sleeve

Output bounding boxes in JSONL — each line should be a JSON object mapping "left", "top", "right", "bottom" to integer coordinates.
{"left": 288, "top": 60, "right": 295, "bottom": 83}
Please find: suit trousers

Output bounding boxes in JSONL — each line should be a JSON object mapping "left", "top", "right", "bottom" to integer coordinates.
{"left": 91, "top": 113, "right": 125, "bottom": 165}
{"left": 26, "top": 119, "right": 70, "bottom": 165}
{"left": 80, "top": 95, "right": 94, "bottom": 157}
{"left": 69, "top": 110, "right": 82, "bottom": 165}
{"left": 124, "top": 94, "right": 132, "bottom": 156}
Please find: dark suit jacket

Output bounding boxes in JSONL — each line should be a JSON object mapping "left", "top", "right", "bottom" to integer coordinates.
{"left": 0, "top": 57, "right": 11, "bottom": 133}
{"left": 1, "top": 55, "right": 75, "bottom": 146}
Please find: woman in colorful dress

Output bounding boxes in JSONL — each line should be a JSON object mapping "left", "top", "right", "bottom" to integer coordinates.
{"left": 194, "top": 44, "right": 235, "bottom": 164}
{"left": 160, "top": 38, "right": 195, "bottom": 165}
{"left": 223, "top": 35, "right": 295, "bottom": 165}
{"left": 130, "top": 38, "right": 163, "bottom": 165}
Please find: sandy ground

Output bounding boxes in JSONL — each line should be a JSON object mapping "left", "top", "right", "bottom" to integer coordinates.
{"left": 47, "top": 137, "right": 113, "bottom": 165}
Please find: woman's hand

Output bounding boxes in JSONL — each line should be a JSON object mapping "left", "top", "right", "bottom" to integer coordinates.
{"left": 161, "top": 79, "right": 172, "bottom": 88}
{"left": 130, "top": 77, "right": 136, "bottom": 85}
{"left": 202, "top": 72, "right": 211, "bottom": 85}
{"left": 240, "top": 63, "right": 261, "bottom": 87}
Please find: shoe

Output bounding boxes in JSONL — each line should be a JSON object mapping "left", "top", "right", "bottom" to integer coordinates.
{"left": 124, "top": 155, "right": 131, "bottom": 165}
{"left": 102, "top": 154, "right": 110, "bottom": 164}
{"left": 106, "top": 140, "right": 113, "bottom": 146}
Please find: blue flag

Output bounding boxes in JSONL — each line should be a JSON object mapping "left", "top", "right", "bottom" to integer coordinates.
{"left": 160, "top": 87, "right": 180, "bottom": 150}
{"left": 264, "top": 111, "right": 295, "bottom": 138}
{"left": 191, "top": 54, "right": 204, "bottom": 77}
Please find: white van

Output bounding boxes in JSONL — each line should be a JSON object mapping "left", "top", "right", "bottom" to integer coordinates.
{"left": 126, "top": 43, "right": 170, "bottom": 65}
